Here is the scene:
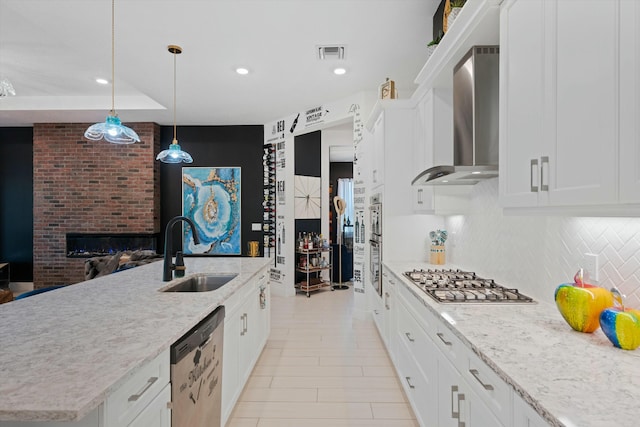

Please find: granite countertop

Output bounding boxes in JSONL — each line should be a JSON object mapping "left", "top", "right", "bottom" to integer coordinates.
{"left": 385, "top": 262, "right": 640, "bottom": 427}
{"left": 0, "top": 257, "right": 272, "bottom": 422}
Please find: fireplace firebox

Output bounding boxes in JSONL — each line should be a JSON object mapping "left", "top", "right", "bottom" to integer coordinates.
{"left": 66, "top": 233, "right": 159, "bottom": 258}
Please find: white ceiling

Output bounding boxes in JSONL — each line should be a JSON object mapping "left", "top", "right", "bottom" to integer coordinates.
{"left": 0, "top": 0, "right": 439, "bottom": 127}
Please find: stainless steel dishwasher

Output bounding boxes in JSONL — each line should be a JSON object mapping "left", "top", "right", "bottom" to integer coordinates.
{"left": 170, "top": 305, "right": 224, "bottom": 427}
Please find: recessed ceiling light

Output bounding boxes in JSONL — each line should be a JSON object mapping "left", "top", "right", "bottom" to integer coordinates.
{"left": 236, "top": 67, "right": 249, "bottom": 75}
{"left": 95, "top": 78, "right": 109, "bottom": 85}
{"left": 333, "top": 67, "right": 346, "bottom": 75}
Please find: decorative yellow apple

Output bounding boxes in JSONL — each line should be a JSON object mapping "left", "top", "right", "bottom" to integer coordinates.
{"left": 554, "top": 283, "right": 614, "bottom": 333}
{"left": 599, "top": 307, "right": 640, "bottom": 350}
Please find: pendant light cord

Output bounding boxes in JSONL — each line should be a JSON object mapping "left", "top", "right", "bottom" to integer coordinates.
{"left": 110, "top": 0, "right": 115, "bottom": 115}
{"left": 173, "top": 50, "right": 177, "bottom": 143}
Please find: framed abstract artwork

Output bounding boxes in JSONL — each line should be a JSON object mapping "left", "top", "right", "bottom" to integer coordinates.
{"left": 182, "top": 167, "right": 241, "bottom": 255}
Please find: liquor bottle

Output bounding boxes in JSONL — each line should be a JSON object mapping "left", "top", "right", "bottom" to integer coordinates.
{"left": 360, "top": 217, "right": 365, "bottom": 244}
{"left": 355, "top": 215, "right": 359, "bottom": 243}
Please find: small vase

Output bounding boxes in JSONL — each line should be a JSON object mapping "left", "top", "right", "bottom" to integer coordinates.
{"left": 430, "top": 245, "right": 445, "bottom": 265}
{"left": 447, "top": 7, "right": 462, "bottom": 31}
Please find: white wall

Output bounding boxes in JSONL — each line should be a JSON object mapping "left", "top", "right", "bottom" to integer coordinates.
{"left": 445, "top": 179, "right": 640, "bottom": 307}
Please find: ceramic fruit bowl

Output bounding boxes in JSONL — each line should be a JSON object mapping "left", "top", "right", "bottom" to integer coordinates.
{"left": 554, "top": 282, "right": 614, "bottom": 333}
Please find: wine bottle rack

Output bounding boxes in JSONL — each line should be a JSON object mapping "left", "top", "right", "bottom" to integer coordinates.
{"left": 263, "top": 143, "right": 276, "bottom": 256}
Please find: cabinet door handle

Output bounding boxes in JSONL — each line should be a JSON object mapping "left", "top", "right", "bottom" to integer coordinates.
{"left": 128, "top": 376, "right": 158, "bottom": 402}
{"left": 417, "top": 188, "right": 423, "bottom": 204}
{"left": 437, "top": 332, "right": 452, "bottom": 346}
{"left": 244, "top": 313, "right": 248, "bottom": 335}
{"left": 469, "top": 369, "right": 494, "bottom": 391}
{"left": 240, "top": 313, "right": 247, "bottom": 336}
{"left": 405, "top": 376, "right": 415, "bottom": 389}
{"left": 540, "top": 156, "right": 549, "bottom": 191}
{"left": 374, "top": 309, "right": 380, "bottom": 315}
{"left": 457, "top": 392, "right": 466, "bottom": 427}
{"left": 405, "top": 332, "right": 415, "bottom": 342}
{"left": 451, "top": 385, "right": 460, "bottom": 419}
{"left": 530, "top": 159, "right": 539, "bottom": 192}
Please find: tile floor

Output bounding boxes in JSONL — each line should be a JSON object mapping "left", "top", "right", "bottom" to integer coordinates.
{"left": 226, "top": 286, "right": 418, "bottom": 427}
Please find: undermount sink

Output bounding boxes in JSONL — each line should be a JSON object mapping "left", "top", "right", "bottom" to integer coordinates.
{"left": 161, "top": 273, "right": 238, "bottom": 292}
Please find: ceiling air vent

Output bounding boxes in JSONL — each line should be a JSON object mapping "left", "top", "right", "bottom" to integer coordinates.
{"left": 317, "top": 45, "right": 346, "bottom": 60}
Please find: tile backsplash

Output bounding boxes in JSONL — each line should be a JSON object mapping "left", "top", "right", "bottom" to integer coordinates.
{"left": 445, "top": 179, "right": 640, "bottom": 306}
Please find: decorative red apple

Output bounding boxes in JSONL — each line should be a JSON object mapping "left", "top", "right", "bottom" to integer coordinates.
{"left": 554, "top": 269, "right": 614, "bottom": 333}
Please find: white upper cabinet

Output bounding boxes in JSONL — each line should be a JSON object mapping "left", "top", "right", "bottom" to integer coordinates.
{"left": 547, "top": 0, "right": 618, "bottom": 206}
{"left": 367, "top": 100, "right": 416, "bottom": 216}
{"left": 619, "top": 0, "right": 640, "bottom": 203}
{"left": 499, "top": 0, "right": 546, "bottom": 207}
{"left": 412, "top": 88, "right": 454, "bottom": 213}
{"left": 500, "top": 0, "right": 619, "bottom": 208}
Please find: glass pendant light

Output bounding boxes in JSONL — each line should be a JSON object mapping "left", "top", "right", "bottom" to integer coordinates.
{"left": 84, "top": 0, "right": 139, "bottom": 144}
{"left": 156, "top": 45, "right": 193, "bottom": 164}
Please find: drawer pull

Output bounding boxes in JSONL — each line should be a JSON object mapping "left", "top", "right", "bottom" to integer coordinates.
{"left": 469, "top": 369, "right": 494, "bottom": 391}
{"left": 437, "top": 332, "right": 452, "bottom": 346}
{"left": 405, "top": 332, "right": 415, "bottom": 342}
{"left": 128, "top": 376, "right": 158, "bottom": 402}
{"left": 374, "top": 309, "right": 380, "bottom": 315}
{"left": 405, "top": 376, "right": 415, "bottom": 389}
{"left": 451, "top": 385, "right": 466, "bottom": 426}
{"left": 540, "top": 156, "right": 549, "bottom": 191}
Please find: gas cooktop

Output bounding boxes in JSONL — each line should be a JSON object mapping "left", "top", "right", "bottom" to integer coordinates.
{"left": 404, "top": 268, "right": 535, "bottom": 304}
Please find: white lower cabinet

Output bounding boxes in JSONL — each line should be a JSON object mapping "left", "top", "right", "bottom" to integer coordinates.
{"left": 438, "top": 354, "right": 503, "bottom": 427}
{"left": 1, "top": 350, "right": 172, "bottom": 427}
{"left": 221, "top": 266, "right": 271, "bottom": 426}
{"left": 127, "top": 383, "right": 171, "bottom": 427}
{"left": 513, "top": 392, "right": 550, "bottom": 427}
{"left": 394, "top": 282, "right": 511, "bottom": 427}
{"left": 103, "top": 349, "right": 170, "bottom": 427}
{"left": 395, "top": 298, "right": 438, "bottom": 426}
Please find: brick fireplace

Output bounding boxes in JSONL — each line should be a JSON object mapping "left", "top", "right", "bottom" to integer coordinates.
{"left": 33, "top": 123, "right": 161, "bottom": 288}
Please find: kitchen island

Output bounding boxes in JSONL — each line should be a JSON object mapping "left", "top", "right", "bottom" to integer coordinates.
{"left": 385, "top": 262, "right": 640, "bottom": 427}
{"left": 0, "top": 257, "right": 272, "bottom": 424}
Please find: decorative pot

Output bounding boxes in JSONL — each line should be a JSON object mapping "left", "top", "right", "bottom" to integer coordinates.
{"left": 447, "top": 7, "right": 462, "bottom": 31}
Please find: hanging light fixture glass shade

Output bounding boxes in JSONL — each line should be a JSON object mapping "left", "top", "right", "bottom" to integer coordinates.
{"left": 0, "top": 76, "right": 16, "bottom": 97}
{"left": 84, "top": 0, "right": 139, "bottom": 144}
{"left": 157, "top": 45, "right": 193, "bottom": 164}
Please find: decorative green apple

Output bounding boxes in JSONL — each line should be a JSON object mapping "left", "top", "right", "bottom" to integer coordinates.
{"left": 554, "top": 282, "right": 614, "bottom": 333}
{"left": 600, "top": 307, "right": 640, "bottom": 350}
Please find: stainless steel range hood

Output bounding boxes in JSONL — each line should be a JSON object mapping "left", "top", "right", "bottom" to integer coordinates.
{"left": 412, "top": 46, "right": 499, "bottom": 186}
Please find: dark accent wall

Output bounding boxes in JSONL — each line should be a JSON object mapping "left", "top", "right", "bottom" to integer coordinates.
{"left": 159, "top": 126, "right": 264, "bottom": 256}
{"left": 0, "top": 128, "right": 34, "bottom": 282}
{"left": 294, "top": 131, "right": 321, "bottom": 176}
{"left": 294, "top": 130, "right": 322, "bottom": 240}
